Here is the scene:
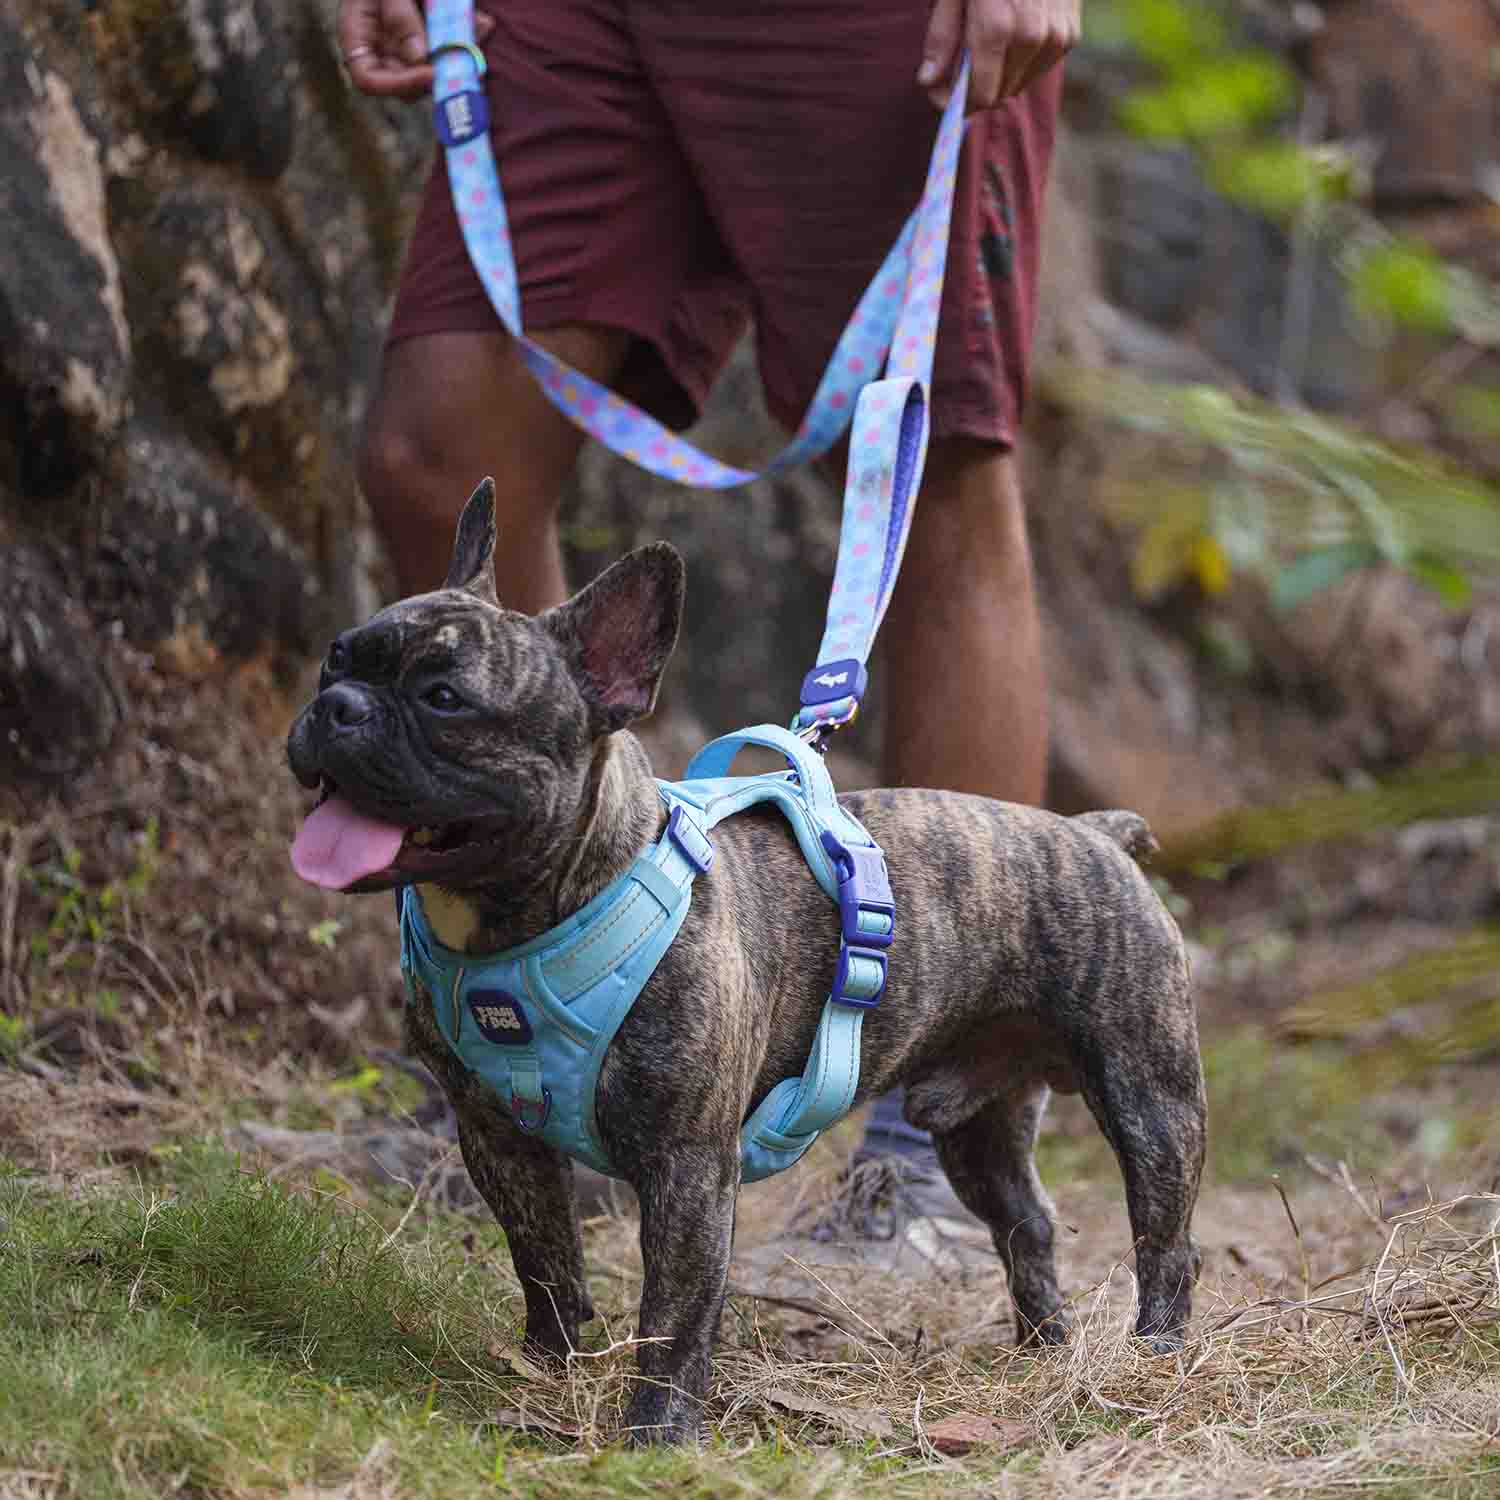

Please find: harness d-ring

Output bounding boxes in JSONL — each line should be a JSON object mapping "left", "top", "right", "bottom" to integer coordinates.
{"left": 511, "top": 1088, "right": 551, "bottom": 1133}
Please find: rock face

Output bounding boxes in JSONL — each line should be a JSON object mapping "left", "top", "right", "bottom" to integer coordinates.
{"left": 1, "top": 0, "right": 430, "bottom": 787}
{"left": 2, "top": 0, "right": 1496, "bottom": 837}
{"left": 0, "top": 23, "right": 130, "bottom": 496}
{"left": 1301, "top": 0, "right": 1499, "bottom": 209}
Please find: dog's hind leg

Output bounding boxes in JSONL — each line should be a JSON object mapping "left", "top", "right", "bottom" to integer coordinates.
{"left": 1075, "top": 1034, "right": 1206, "bottom": 1351}
{"left": 933, "top": 1084, "right": 1071, "bottom": 1346}
{"left": 453, "top": 1105, "right": 594, "bottom": 1364}
{"left": 622, "top": 1151, "right": 739, "bottom": 1444}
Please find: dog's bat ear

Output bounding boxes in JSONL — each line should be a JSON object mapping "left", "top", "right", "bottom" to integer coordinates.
{"left": 542, "top": 542, "right": 685, "bottom": 735}
{"left": 443, "top": 478, "right": 499, "bottom": 604}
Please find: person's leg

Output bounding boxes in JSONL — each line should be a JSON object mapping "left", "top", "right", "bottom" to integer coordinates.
{"left": 361, "top": 0, "right": 745, "bottom": 611}
{"left": 358, "top": 324, "right": 630, "bottom": 610}
{"left": 849, "top": 440, "right": 1046, "bottom": 1179}
{"left": 879, "top": 439, "right": 1047, "bottom": 802}
{"left": 648, "top": 0, "right": 1060, "bottom": 1209}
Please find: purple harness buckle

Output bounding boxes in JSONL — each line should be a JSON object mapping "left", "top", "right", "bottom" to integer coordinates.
{"left": 829, "top": 942, "right": 888, "bottom": 1009}
{"left": 820, "top": 830, "right": 895, "bottom": 949}
{"left": 667, "top": 804, "right": 714, "bottom": 874}
{"left": 820, "top": 830, "right": 895, "bottom": 1009}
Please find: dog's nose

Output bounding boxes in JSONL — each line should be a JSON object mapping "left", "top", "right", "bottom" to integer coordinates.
{"left": 322, "top": 681, "right": 375, "bottom": 729}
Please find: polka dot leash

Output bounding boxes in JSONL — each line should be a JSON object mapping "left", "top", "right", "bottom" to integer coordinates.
{"left": 427, "top": 0, "right": 967, "bottom": 741}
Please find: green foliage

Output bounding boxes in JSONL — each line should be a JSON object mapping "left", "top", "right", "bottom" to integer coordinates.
{"left": 1116, "top": 0, "right": 1228, "bottom": 68}
{"left": 1206, "top": 140, "right": 1354, "bottom": 219}
{"left": 1076, "top": 2, "right": 1500, "bottom": 612}
{"left": 1092, "top": 0, "right": 1311, "bottom": 225}
{"left": 1351, "top": 241, "right": 1454, "bottom": 334}
{"left": 1053, "top": 366, "right": 1500, "bottom": 607}
{"left": 1157, "top": 756, "right": 1500, "bottom": 872}
{"left": 1200, "top": 1029, "right": 1377, "bottom": 1181}
{"left": 1119, "top": 51, "right": 1294, "bottom": 143}
{"left": 1449, "top": 384, "right": 1500, "bottom": 443}
{"left": 26, "top": 819, "right": 160, "bottom": 959}
{"left": 0, "top": 1011, "right": 29, "bottom": 1062}
{"left": 307, "top": 916, "right": 343, "bottom": 950}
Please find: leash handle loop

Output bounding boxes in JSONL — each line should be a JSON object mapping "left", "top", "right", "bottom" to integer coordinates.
{"left": 426, "top": 0, "right": 968, "bottom": 740}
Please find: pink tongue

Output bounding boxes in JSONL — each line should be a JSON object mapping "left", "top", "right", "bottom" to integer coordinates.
{"left": 291, "top": 796, "right": 407, "bottom": 889}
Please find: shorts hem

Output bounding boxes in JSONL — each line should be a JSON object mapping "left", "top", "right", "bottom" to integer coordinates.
{"left": 385, "top": 289, "right": 712, "bottom": 434}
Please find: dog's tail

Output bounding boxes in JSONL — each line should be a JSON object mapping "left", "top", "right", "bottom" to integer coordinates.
{"left": 1074, "top": 809, "right": 1160, "bottom": 865}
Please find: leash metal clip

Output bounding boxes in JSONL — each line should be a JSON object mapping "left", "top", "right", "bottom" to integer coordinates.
{"left": 430, "top": 40, "right": 489, "bottom": 148}
{"left": 427, "top": 39, "right": 487, "bottom": 74}
{"left": 793, "top": 656, "right": 866, "bottom": 753}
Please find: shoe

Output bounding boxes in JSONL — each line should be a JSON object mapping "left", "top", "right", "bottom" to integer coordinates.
{"left": 738, "top": 1152, "right": 995, "bottom": 1282}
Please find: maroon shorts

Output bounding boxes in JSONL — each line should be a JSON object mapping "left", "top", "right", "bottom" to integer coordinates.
{"left": 389, "top": 1, "right": 1061, "bottom": 447}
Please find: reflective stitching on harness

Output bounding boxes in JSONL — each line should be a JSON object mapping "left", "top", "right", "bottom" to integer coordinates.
{"left": 549, "top": 884, "right": 644, "bottom": 976}
{"left": 563, "top": 887, "right": 664, "bottom": 995}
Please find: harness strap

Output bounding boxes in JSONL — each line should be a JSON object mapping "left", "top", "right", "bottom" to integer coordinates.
{"left": 399, "top": 735, "right": 892, "bottom": 1182}
{"left": 401, "top": 798, "right": 709, "bottom": 1155}
{"left": 677, "top": 726, "right": 893, "bottom": 1173}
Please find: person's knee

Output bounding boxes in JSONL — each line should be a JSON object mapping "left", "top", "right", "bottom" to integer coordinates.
{"left": 907, "top": 437, "right": 1030, "bottom": 573}
{"left": 357, "top": 405, "right": 559, "bottom": 536}
{"left": 356, "top": 412, "right": 427, "bottom": 524}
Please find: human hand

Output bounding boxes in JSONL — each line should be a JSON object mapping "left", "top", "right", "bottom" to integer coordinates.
{"left": 337, "top": 0, "right": 495, "bottom": 100}
{"left": 918, "top": 0, "right": 1080, "bottom": 113}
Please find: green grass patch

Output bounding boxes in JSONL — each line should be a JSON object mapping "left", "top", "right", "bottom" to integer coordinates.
{"left": 1200, "top": 1028, "right": 1391, "bottom": 1181}
{"left": 2, "top": 1146, "right": 1497, "bottom": 1498}
{"left": 0, "top": 1150, "right": 519, "bottom": 1496}
{"left": 0, "top": 1153, "right": 1002, "bottom": 1498}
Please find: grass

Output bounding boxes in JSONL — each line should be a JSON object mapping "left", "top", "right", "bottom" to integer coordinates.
{"left": 1, "top": 1143, "right": 1498, "bottom": 1499}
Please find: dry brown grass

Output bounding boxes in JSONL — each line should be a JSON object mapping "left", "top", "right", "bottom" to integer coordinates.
{"left": 494, "top": 1189, "right": 1500, "bottom": 1477}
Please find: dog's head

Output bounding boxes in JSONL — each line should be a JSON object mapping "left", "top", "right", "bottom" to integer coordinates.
{"left": 287, "top": 479, "right": 684, "bottom": 892}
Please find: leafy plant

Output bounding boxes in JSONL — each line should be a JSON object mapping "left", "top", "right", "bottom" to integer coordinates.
{"left": 1051, "top": 366, "right": 1500, "bottom": 607}
{"left": 27, "top": 818, "right": 160, "bottom": 957}
{"left": 1073, "top": 0, "right": 1500, "bottom": 609}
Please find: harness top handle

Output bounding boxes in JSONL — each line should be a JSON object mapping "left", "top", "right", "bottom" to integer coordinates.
{"left": 426, "top": 0, "right": 970, "bottom": 745}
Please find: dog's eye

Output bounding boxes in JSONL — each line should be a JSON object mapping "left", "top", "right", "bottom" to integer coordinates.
{"left": 422, "top": 683, "right": 464, "bottom": 713}
{"left": 326, "top": 640, "right": 348, "bottom": 674}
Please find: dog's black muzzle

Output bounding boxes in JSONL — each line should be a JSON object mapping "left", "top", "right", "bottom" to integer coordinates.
{"left": 287, "top": 683, "right": 383, "bottom": 790}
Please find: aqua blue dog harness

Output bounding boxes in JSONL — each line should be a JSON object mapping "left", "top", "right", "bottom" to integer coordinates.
{"left": 410, "top": 6, "right": 971, "bottom": 1181}
{"left": 400, "top": 723, "right": 894, "bottom": 1183}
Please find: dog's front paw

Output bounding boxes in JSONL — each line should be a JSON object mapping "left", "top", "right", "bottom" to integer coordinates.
{"left": 622, "top": 1383, "right": 702, "bottom": 1446}
{"left": 1015, "top": 1307, "right": 1072, "bottom": 1349}
{"left": 522, "top": 1316, "right": 584, "bottom": 1369}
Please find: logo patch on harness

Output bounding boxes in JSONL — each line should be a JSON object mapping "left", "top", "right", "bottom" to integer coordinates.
{"left": 468, "top": 989, "right": 532, "bottom": 1045}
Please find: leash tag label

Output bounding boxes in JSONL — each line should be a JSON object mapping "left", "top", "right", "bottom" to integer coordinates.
{"left": 435, "top": 88, "right": 489, "bottom": 148}
{"left": 468, "top": 988, "right": 532, "bottom": 1045}
{"left": 799, "top": 658, "right": 868, "bottom": 708}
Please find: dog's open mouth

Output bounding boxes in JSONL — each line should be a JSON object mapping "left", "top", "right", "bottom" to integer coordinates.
{"left": 290, "top": 782, "right": 509, "bottom": 890}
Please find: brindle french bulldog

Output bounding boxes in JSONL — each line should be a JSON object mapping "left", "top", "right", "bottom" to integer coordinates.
{"left": 287, "top": 479, "right": 1206, "bottom": 1443}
